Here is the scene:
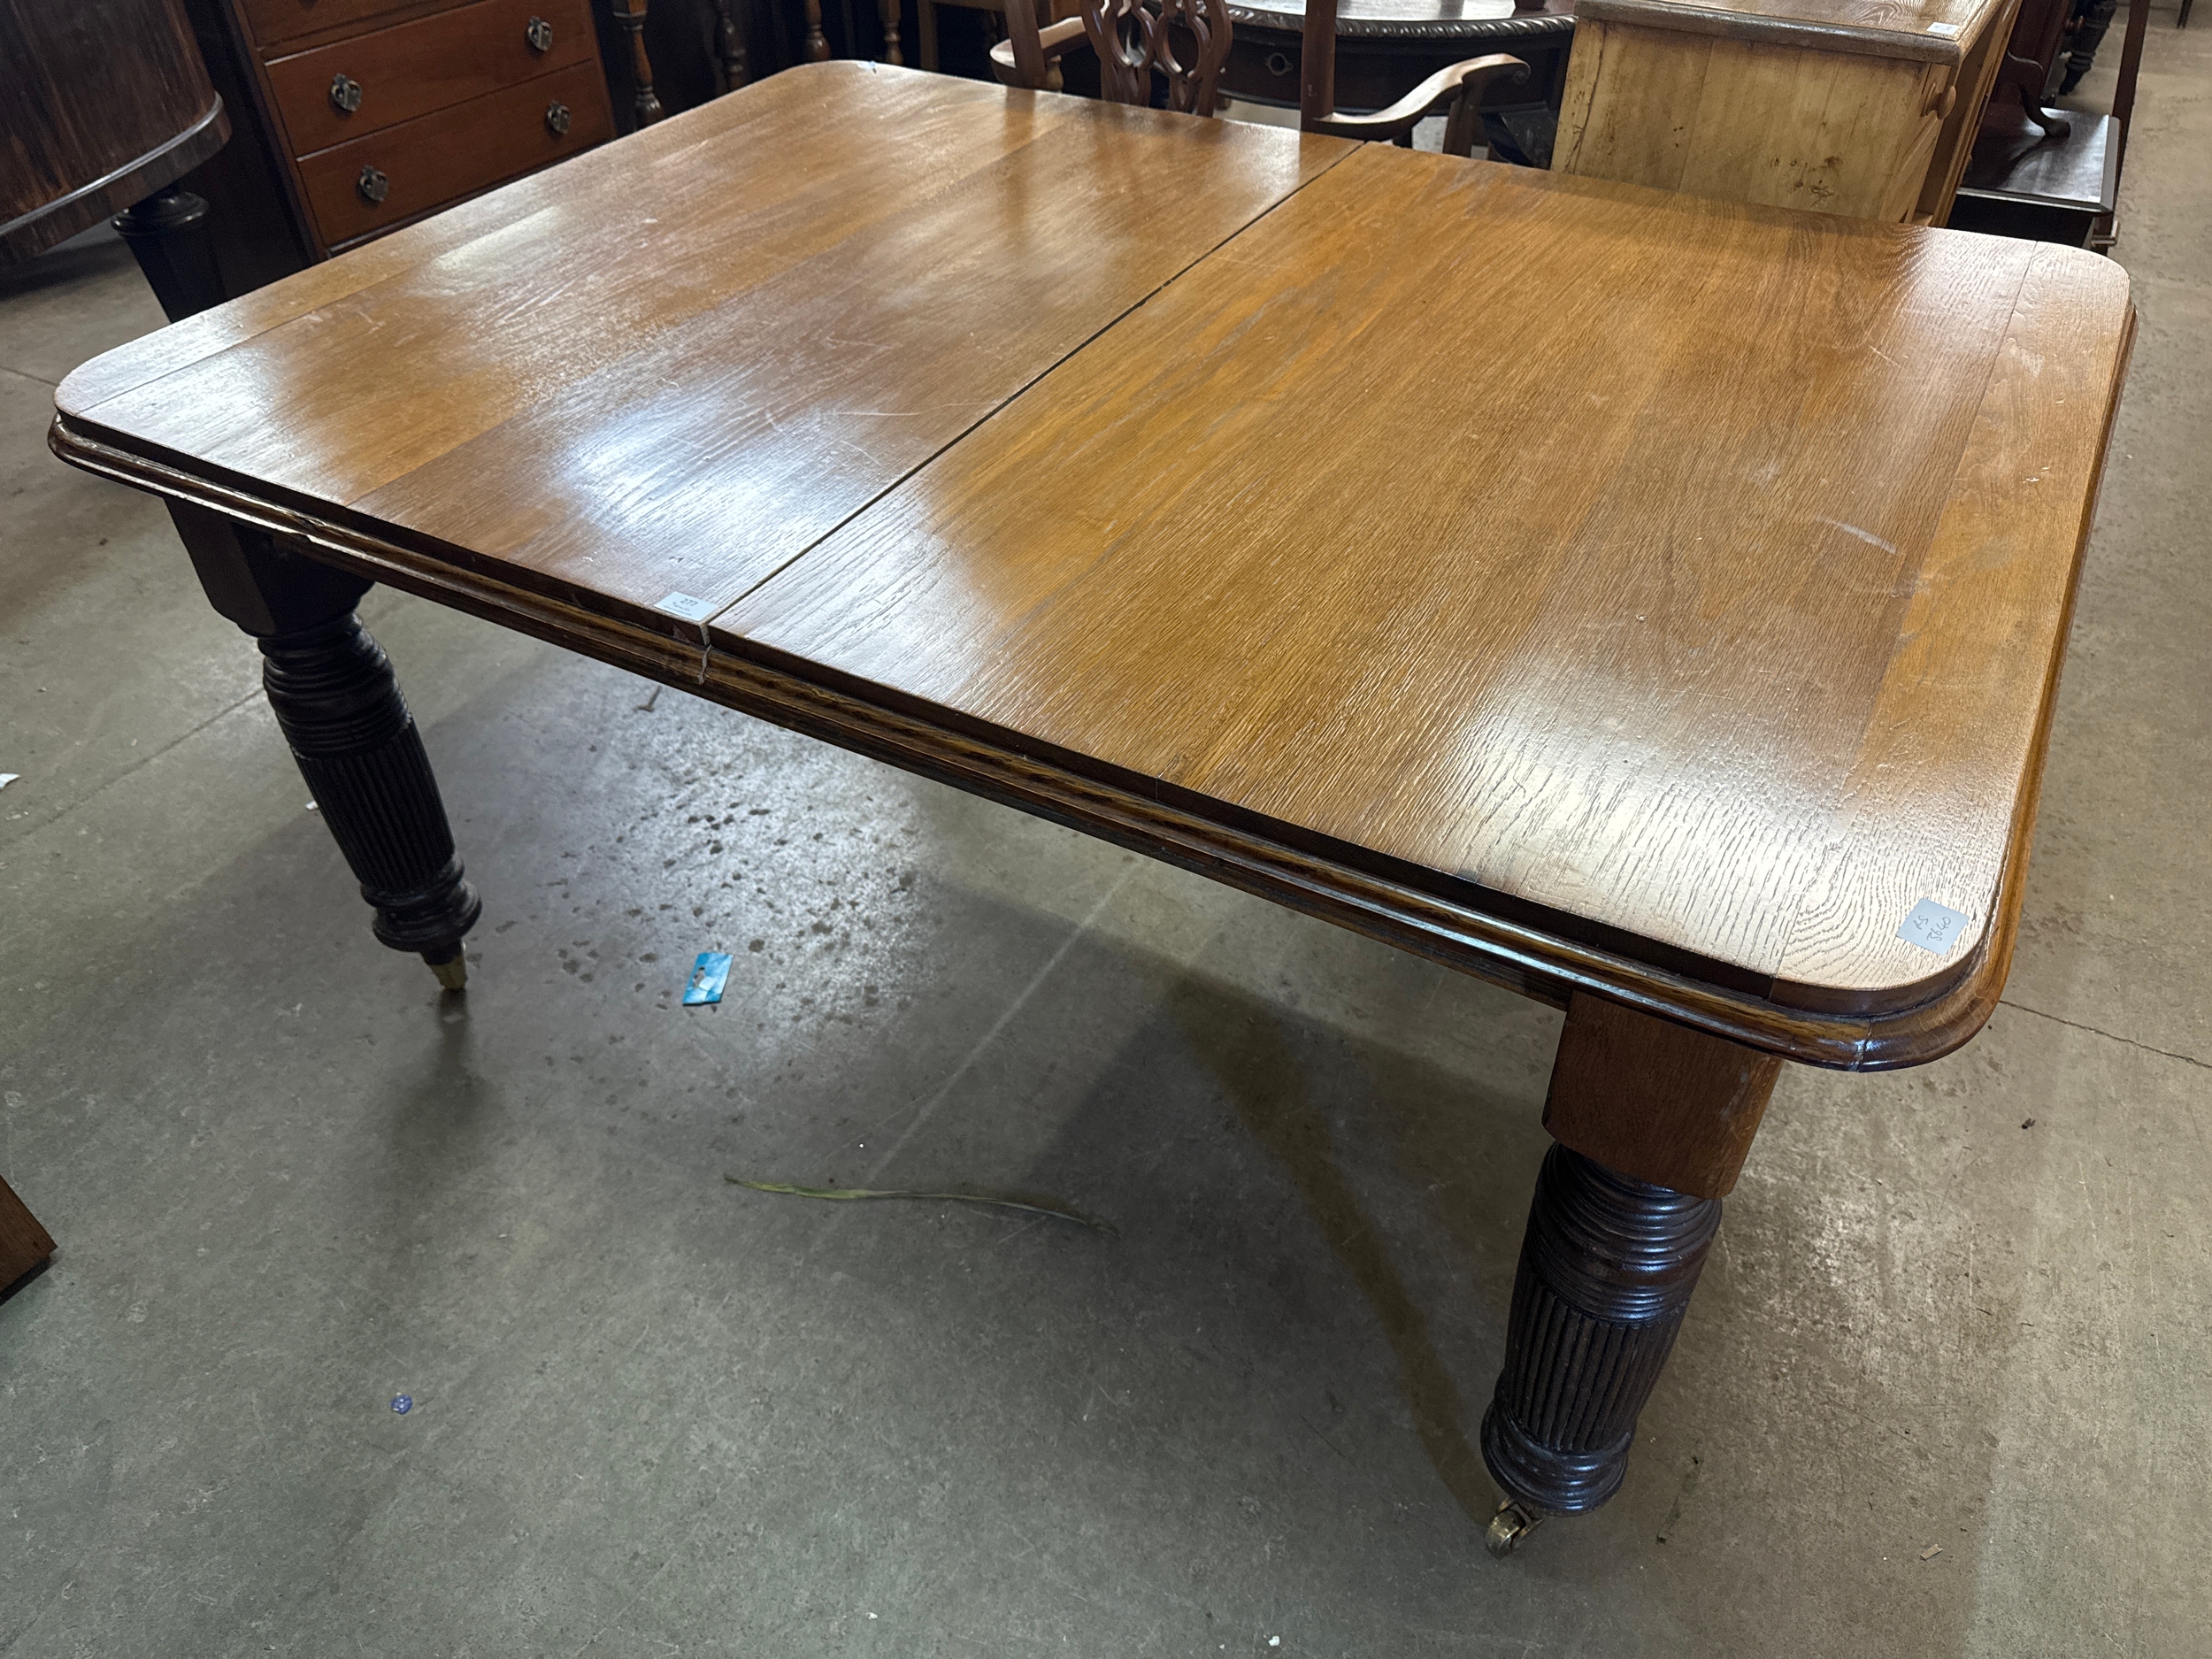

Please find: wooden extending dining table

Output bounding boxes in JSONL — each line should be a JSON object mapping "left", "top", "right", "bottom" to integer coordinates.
{"left": 50, "top": 61, "right": 2133, "bottom": 1557}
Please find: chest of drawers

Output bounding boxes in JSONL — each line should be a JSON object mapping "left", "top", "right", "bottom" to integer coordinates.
{"left": 179, "top": 0, "right": 618, "bottom": 287}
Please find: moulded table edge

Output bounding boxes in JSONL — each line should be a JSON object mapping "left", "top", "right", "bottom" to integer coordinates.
{"left": 49, "top": 411, "right": 2031, "bottom": 1072}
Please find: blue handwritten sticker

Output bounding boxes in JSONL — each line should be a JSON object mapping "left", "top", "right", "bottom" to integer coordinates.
{"left": 1898, "top": 898, "right": 1970, "bottom": 955}
{"left": 683, "top": 951, "right": 732, "bottom": 1006}
{"left": 657, "top": 591, "right": 715, "bottom": 622}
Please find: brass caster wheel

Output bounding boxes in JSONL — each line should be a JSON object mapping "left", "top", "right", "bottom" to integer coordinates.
{"left": 1485, "top": 1499, "right": 1544, "bottom": 1559}
{"left": 426, "top": 949, "right": 468, "bottom": 991}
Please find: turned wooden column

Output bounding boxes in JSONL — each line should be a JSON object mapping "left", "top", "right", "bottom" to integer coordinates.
{"left": 1481, "top": 991, "right": 1780, "bottom": 1554}
{"left": 610, "top": 0, "right": 665, "bottom": 125}
{"left": 167, "top": 504, "right": 481, "bottom": 988}
{"left": 714, "top": 0, "right": 749, "bottom": 88}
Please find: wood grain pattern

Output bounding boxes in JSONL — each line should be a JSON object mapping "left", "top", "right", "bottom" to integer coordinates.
{"left": 1541, "top": 991, "right": 1780, "bottom": 1195}
{"left": 50, "top": 68, "right": 2131, "bottom": 1069}
{"left": 0, "top": 0, "right": 230, "bottom": 262}
{"left": 1555, "top": 20, "right": 1949, "bottom": 218}
{"left": 242, "top": 0, "right": 431, "bottom": 50}
{"left": 44, "top": 405, "right": 2095, "bottom": 1069}
{"left": 1573, "top": 0, "right": 2001, "bottom": 61}
{"left": 263, "top": 0, "right": 599, "bottom": 157}
{"left": 55, "top": 55, "right": 820, "bottom": 411}
{"left": 1555, "top": 0, "right": 2016, "bottom": 222}
{"left": 65, "top": 66, "right": 1348, "bottom": 628}
{"left": 1771, "top": 247, "right": 2136, "bottom": 1001}
{"left": 717, "top": 146, "right": 2126, "bottom": 1024}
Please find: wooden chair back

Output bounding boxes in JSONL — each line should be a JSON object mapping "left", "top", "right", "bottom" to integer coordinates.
{"left": 996, "top": 0, "right": 1233, "bottom": 118}
{"left": 995, "top": 0, "right": 1524, "bottom": 153}
{"left": 1087, "top": 0, "right": 1233, "bottom": 114}
{"left": 1299, "top": 0, "right": 1528, "bottom": 157}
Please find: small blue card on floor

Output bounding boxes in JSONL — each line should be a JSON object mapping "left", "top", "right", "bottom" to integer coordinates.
{"left": 683, "top": 951, "right": 732, "bottom": 1006}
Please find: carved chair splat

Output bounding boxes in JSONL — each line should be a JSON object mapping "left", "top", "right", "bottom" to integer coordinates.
{"left": 993, "top": 0, "right": 1525, "bottom": 159}
{"left": 993, "top": 0, "right": 1234, "bottom": 115}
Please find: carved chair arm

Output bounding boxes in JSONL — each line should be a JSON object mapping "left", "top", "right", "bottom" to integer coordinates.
{"left": 989, "top": 11, "right": 1091, "bottom": 88}
{"left": 1303, "top": 54, "right": 1530, "bottom": 157}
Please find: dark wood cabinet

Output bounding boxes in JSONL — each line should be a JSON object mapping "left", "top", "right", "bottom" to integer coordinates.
{"left": 0, "top": 0, "right": 230, "bottom": 261}
{"left": 175, "top": 0, "right": 618, "bottom": 291}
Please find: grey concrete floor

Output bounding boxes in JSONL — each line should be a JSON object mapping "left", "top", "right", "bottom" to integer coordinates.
{"left": 4, "top": 29, "right": 2208, "bottom": 1659}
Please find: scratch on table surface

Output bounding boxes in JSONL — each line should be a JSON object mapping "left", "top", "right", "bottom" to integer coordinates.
{"left": 1814, "top": 516, "right": 1898, "bottom": 556}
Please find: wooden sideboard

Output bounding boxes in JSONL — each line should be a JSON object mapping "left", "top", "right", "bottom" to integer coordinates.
{"left": 177, "top": 0, "right": 618, "bottom": 291}
{"left": 1552, "top": 0, "right": 2019, "bottom": 222}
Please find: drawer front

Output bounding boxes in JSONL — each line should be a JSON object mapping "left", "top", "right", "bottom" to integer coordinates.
{"left": 267, "top": 0, "right": 598, "bottom": 156}
{"left": 242, "top": 0, "right": 442, "bottom": 51}
{"left": 297, "top": 58, "right": 612, "bottom": 250}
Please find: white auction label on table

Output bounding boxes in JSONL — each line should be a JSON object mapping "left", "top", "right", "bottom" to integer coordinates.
{"left": 1897, "top": 897, "right": 1970, "bottom": 954}
{"left": 657, "top": 592, "right": 715, "bottom": 622}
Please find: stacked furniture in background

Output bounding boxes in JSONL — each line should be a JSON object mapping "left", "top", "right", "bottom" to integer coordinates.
{"left": 1549, "top": 0, "right": 2019, "bottom": 225}
{"left": 1545, "top": 0, "right": 2154, "bottom": 249}
{"left": 1950, "top": 0, "right": 2150, "bottom": 246}
{"left": 174, "top": 0, "right": 622, "bottom": 295}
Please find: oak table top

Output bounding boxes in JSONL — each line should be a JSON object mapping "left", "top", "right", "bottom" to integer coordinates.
{"left": 52, "top": 60, "right": 2133, "bottom": 1071}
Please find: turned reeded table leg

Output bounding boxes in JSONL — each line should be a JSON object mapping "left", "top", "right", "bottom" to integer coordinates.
{"left": 1481, "top": 992, "right": 1781, "bottom": 1555}
{"left": 169, "top": 504, "right": 480, "bottom": 988}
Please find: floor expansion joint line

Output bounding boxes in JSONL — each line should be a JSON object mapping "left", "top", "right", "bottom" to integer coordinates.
{"left": 862, "top": 864, "right": 1140, "bottom": 1184}
{"left": 1995, "top": 996, "right": 2212, "bottom": 1071}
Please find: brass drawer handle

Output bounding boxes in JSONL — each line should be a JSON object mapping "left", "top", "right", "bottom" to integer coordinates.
{"left": 545, "top": 100, "right": 572, "bottom": 136}
{"left": 526, "top": 14, "right": 554, "bottom": 50}
{"left": 356, "top": 165, "right": 389, "bottom": 204}
{"left": 329, "top": 73, "right": 363, "bottom": 114}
